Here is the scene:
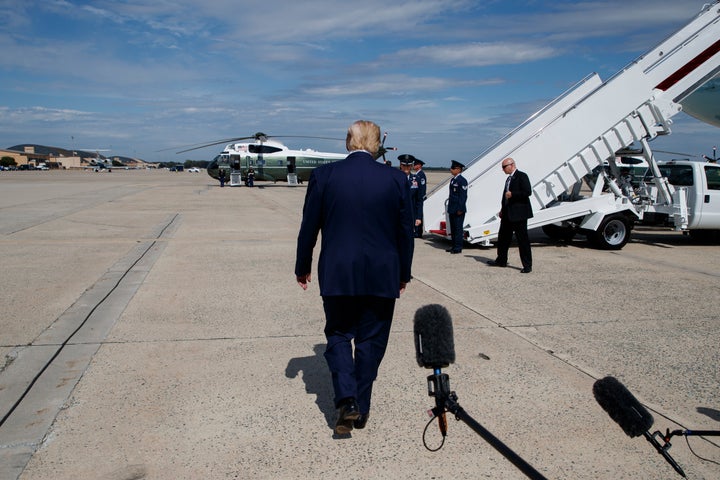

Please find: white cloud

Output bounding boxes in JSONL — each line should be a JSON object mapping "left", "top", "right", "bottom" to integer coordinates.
{"left": 301, "top": 75, "right": 503, "bottom": 98}
{"left": 388, "top": 42, "right": 559, "bottom": 67}
{"left": 0, "top": 106, "right": 92, "bottom": 123}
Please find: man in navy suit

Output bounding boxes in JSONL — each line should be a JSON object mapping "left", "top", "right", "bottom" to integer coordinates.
{"left": 295, "top": 120, "right": 414, "bottom": 434}
{"left": 487, "top": 157, "right": 534, "bottom": 273}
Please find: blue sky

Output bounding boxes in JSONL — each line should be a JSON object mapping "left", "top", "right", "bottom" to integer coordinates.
{"left": 1, "top": 0, "right": 718, "bottom": 166}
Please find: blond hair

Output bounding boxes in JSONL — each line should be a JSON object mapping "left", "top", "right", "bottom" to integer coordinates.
{"left": 346, "top": 120, "right": 381, "bottom": 155}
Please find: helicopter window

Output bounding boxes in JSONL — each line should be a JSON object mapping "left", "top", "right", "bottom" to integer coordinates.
{"left": 248, "top": 145, "right": 283, "bottom": 154}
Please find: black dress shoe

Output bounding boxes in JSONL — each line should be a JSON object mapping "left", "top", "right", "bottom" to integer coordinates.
{"left": 334, "top": 398, "right": 360, "bottom": 434}
{"left": 353, "top": 413, "right": 369, "bottom": 429}
{"left": 487, "top": 260, "right": 507, "bottom": 267}
{"left": 445, "top": 248, "right": 454, "bottom": 252}
{"left": 450, "top": 250, "right": 461, "bottom": 254}
{"left": 520, "top": 267, "right": 532, "bottom": 273}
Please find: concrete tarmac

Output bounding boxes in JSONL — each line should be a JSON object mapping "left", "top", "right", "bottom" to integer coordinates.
{"left": 0, "top": 169, "right": 718, "bottom": 479}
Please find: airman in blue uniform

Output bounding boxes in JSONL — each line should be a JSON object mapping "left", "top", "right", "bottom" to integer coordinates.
{"left": 412, "top": 158, "right": 427, "bottom": 238}
{"left": 398, "top": 154, "right": 424, "bottom": 237}
{"left": 447, "top": 160, "right": 467, "bottom": 253}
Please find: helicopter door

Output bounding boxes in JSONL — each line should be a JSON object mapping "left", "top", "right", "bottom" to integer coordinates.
{"left": 287, "top": 156, "right": 298, "bottom": 185}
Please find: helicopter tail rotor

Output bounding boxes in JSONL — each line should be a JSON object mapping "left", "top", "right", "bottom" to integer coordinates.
{"left": 378, "top": 131, "right": 397, "bottom": 163}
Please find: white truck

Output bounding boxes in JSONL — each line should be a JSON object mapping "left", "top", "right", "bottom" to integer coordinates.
{"left": 424, "top": 2, "right": 720, "bottom": 250}
{"left": 540, "top": 159, "right": 720, "bottom": 248}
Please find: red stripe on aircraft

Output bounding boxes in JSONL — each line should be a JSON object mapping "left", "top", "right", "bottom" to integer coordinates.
{"left": 655, "top": 39, "right": 720, "bottom": 91}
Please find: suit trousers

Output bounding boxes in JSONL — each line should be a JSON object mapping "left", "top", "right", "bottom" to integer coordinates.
{"left": 449, "top": 212, "right": 465, "bottom": 252}
{"left": 496, "top": 217, "right": 532, "bottom": 269}
{"left": 322, "top": 295, "right": 396, "bottom": 414}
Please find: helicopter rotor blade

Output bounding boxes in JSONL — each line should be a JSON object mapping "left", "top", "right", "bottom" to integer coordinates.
{"left": 168, "top": 133, "right": 344, "bottom": 154}
{"left": 269, "top": 135, "right": 343, "bottom": 141}
{"left": 158, "top": 136, "right": 257, "bottom": 154}
{"left": 654, "top": 149, "right": 699, "bottom": 158}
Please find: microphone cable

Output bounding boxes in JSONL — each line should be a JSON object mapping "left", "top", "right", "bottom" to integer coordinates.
{"left": 652, "top": 408, "right": 720, "bottom": 466}
{"left": 685, "top": 435, "right": 720, "bottom": 466}
{"left": 422, "top": 413, "right": 447, "bottom": 452}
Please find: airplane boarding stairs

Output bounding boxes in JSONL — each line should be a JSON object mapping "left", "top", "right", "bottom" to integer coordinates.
{"left": 424, "top": 2, "right": 720, "bottom": 248}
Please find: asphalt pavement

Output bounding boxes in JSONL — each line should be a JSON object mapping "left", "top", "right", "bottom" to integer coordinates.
{"left": 0, "top": 169, "right": 718, "bottom": 479}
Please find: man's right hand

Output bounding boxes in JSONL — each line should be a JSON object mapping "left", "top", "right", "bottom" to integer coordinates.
{"left": 296, "top": 273, "right": 311, "bottom": 290}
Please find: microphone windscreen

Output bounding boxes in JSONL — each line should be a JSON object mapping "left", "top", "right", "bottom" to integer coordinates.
{"left": 413, "top": 304, "right": 455, "bottom": 368}
{"left": 593, "top": 376, "right": 654, "bottom": 438}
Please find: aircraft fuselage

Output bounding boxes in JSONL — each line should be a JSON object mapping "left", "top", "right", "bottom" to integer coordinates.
{"left": 206, "top": 140, "right": 345, "bottom": 183}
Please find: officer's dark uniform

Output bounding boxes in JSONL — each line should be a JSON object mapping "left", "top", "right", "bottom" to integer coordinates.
{"left": 447, "top": 160, "right": 468, "bottom": 253}
{"left": 413, "top": 159, "right": 427, "bottom": 238}
{"left": 398, "top": 154, "right": 426, "bottom": 238}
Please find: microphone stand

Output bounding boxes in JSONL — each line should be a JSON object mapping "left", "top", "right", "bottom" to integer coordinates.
{"left": 665, "top": 428, "right": 720, "bottom": 441}
{"left": 427, "top": 369, "right": 549, "bottom": 480}
{"left": 644, "top": 430, "right": 686, "bottom": 478}
{"left": 653, "top": 428, "right": 720, "bottom": 478}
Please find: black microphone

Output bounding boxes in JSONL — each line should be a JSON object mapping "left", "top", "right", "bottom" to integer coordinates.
{"left": 414, "top": 304, "right": 455, "bottom": 439}
{"left": 593, "top": 376, "right": 687, "bottom": 478}
{"left": 413, "top": 304, "right": 455, "bottom": 369}
{"left": 413, "top": 306, "right": 550, "bottom": 479}
{"left": 593, "top": 376, "right": 654, "bottom": 437}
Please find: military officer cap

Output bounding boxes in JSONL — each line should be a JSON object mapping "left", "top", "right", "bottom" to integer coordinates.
{"left": 398, "top": 154, "right": 416, "bottom": 166}
{"left": 413, "top": 158, "right": 425, "bottom": 166}
{"left": 450, "top": 160, "right": 465, "bottom": 169}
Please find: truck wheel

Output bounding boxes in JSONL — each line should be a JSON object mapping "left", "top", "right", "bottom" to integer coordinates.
{"left": 590, "top": 215, "right": 631, "bottom": 250}
{"left": 542, "top": 224, "right": 576, "bottom": 242}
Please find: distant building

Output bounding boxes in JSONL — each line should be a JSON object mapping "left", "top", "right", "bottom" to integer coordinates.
{"left": 0, "top": 146, "right": 151, "bottom": 170}
{"left": 0, "top": 147, "right": 46, "bottom": 166}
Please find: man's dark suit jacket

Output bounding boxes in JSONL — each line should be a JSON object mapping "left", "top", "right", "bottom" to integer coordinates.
{"left": 502, "top": 170, "right": 534, "bottom": 222}
{"left": 295, "top": 151, "right": 414, "bottom": 298}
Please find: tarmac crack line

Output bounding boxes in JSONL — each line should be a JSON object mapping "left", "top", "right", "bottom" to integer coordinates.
{"left": 0, "top": 213, "right": 182, "bottom": 480}
{"left": 610, "top": 250, "right": 720, "bottom": 278}
{"left": 411, "top": 273, "right": 715, "bottom": 442}
{"left": 1, "top": 332, "right": 329, "bottom": 350}
{"left": 410, "top": 274, "right": 659, "bottom": 390}
{"left": 0, "top": 213, "right": 180, "bottom": 427}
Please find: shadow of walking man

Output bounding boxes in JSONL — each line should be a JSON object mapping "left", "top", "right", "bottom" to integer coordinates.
{"left": 285, "top": 344, "right": 336, "bottom": 429}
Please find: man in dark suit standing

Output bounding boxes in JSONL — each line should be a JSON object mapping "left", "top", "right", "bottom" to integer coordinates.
{"left": 446, "top": 160, "right": 468, "bottom": 254}
{"left": 488, "top": 157, "right": 534, "bottom": 273}
{"left": 295, "top": 120, "right": 414, "bottom": 435}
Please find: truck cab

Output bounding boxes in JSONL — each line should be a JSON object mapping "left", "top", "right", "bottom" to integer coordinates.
{"left": 649, "top": 161, "right": 720, "bottom": 229}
